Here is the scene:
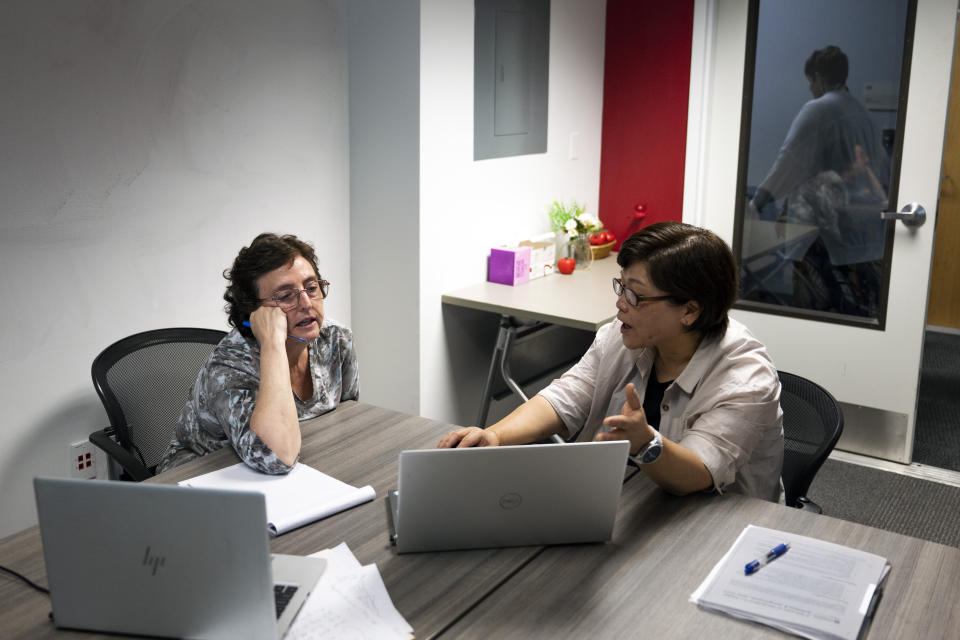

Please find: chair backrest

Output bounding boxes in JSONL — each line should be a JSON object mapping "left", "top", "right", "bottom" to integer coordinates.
{"left": 92, "top": 328, "right": 227, "bottom": 475}
{"left": 778, "top": 370, "right": 844, "bottom": 507}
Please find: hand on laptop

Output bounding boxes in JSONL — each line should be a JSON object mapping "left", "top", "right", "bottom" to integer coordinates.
{"left": 437, "top": 427, "right": 500, "bottom": 448}
{"left": 596, "top": 383, "right": 654, "bottom": 455}
{"left": 438, "top": 396, "right": 565, "bottom": 448}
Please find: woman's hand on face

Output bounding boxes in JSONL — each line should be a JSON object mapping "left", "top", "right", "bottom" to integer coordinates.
{"left": 596, "top": 383, "right": 655, "bottom": 455}
{"left": 437, "top": 427, "right": 500, "bottom": 449}
{"left": 249, "top": 305, "right": 289, "bottom": 347}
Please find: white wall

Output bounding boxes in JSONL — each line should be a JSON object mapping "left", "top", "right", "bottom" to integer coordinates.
{"left": 418, "top": 0, "right": 607, "bottom": 425}
{"left": 0, "top": 0, "right": 351, "bottom": 538}
{"left": 688, "top": 0, "right": 748, "bottom": 246}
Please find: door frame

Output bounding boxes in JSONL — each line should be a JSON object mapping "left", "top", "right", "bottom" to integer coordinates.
{"left": 928, "top": 23, "right": 960, "bottom": 331}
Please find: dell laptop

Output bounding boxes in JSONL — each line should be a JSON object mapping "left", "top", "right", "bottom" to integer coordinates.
{"left": 34, "top": 477, "right": 326, "bottom": 639}
{"left": 388, "top": 440, "right": 630, "bottom": 553}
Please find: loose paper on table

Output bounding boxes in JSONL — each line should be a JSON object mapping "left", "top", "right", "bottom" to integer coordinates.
{"left": 287, "top": 542, "right": 413, "bottom": 640}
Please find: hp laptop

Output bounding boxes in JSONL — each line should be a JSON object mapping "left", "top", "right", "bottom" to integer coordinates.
{"left": 34, "top": 477, "right": 326, "bottom": 640}
{"left": 388, "top": 441, "right": 630, "bottom": 553}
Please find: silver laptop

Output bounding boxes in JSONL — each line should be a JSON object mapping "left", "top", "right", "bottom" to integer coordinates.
{"left": 388, "top": 441, "right": 630, "bottom": 553}
{"left": 34, "top": 477, "right": 326, "bottom": 640}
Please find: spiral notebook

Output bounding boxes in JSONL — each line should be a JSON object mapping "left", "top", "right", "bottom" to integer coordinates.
{"left": 180, "top": 462, "right": 375, "bottom": 536}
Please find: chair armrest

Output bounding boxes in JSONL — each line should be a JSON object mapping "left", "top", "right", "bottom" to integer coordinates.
{"left": 89, "top": 429, "right": 152, "bottom": 481}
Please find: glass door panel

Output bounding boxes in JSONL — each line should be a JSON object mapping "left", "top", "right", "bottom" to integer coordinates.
{"left": 733, "top": 0, "right": 912, "bottom": 328}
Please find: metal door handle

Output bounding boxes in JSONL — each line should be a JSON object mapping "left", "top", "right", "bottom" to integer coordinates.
{"left": 880, "top": 202, "right": 926, "bottom": 227}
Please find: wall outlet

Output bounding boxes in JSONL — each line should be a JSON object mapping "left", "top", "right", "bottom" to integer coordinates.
{"left": 70, "top": 440, "right": 97, "bottom": 479}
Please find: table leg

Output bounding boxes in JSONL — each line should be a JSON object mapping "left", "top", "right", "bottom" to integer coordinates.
{"left": 476, "top": 316, "right": 528, "bottom": 427}
{"left": 475, "top": 317, "right": 568, "bottom": 443}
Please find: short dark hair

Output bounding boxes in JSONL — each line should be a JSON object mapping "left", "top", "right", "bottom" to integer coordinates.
{"left": 223, "top": 233, "right": 321, "bottom": 336}
{"left": 804, "top": 45, "right": 848, "bottom": 88}
{"left": 617, "top": 222, "right": 738, "bottom": 342}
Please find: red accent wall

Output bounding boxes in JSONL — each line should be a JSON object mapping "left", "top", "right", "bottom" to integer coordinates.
{"left": 598, "top": 0, "right": 694, "bottom": 248}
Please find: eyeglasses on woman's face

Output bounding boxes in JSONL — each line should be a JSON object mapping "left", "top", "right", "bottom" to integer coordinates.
{"left": 612, "top": 277, "right": 673, "bottom": 307}
{"left": 261, "top": 280, "right": 329, "bottom": 311}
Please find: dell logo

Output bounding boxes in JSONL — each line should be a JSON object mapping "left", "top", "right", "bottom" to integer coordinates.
{"left": 499, "top": 492, "right": 522, "bottom": 510}
{"left": 142, "top": 546, "right": 166, "bottom": 575}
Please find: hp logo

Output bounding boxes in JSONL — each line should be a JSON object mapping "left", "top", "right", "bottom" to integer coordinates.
{"left": 142, "top": 546, "right": 166, "bottom": 575}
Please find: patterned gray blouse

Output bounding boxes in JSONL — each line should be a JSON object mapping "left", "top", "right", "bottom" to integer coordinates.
{"left": 156, "top": 319, "right": 358, "bottom": 474}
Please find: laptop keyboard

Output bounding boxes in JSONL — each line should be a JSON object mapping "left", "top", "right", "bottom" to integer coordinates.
{"left": 274, "top": 584, "right": 299, "bottom": 619}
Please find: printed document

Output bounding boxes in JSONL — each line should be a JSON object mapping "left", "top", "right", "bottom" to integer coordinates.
{"left": 287, "top": 542, "right": 414, "bottom": 640}
{"left": 180, "top": 462, "right": 375, "bottom": 535}
{"left": 690, "top": 525, "right": 890, "bottom": 640}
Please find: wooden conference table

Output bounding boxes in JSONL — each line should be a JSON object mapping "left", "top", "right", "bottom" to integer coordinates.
{"left": 3, "top": 401, "right": 960, "bottom": 638}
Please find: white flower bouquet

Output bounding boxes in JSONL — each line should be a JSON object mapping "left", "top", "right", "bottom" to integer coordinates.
{"left": 547, "top": 200, "right": 602, "bottom": 239}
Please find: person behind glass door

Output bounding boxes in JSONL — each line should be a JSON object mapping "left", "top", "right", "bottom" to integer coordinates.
{"left": 157, "top": 233, "right": 359, "bottom": 474}
{"left": 438, "top": 222, "right": 784, "bottom": 502}
{"left": 749, "top": 45, "right": 889, "bottom": 317}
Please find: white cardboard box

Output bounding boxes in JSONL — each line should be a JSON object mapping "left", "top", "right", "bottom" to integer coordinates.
{"left": 519, "top": 239, "right": 555, "bottom": 279}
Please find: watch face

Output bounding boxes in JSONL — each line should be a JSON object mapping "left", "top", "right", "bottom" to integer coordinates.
{"left": 641, "top": 443, "right": 662, "bottom": 464}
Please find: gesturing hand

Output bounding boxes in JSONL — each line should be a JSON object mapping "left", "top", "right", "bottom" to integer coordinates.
{"left": 595, "top": 382, "right": 655, "bottom": 455}
{"left": 437, "top": 427, "right": 500, "bottom": 449}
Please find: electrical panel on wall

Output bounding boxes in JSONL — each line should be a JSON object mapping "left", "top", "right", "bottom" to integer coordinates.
{"left": 474, "top": 0, "right": 550, "bottom": 160}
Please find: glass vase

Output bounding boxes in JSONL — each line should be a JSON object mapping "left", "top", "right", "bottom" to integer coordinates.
{"left": 569, "top": 234, "right": 594, "bottom": 270}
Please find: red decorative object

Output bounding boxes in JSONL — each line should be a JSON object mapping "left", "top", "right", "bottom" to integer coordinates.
{"left": 557, "top": 258, "right": 576, "bottom": 275}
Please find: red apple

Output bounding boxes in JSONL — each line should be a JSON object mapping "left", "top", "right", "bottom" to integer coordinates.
{"left": 589, "top": 232, "right": 603, "bottom": 246}
{"left": 557, "top": 258, "right": 576, "bottom": 274}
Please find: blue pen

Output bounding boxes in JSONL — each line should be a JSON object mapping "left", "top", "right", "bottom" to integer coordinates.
{"left": 241, "top": 321, "right": 308, "bottom": 343}
{"left": 744, "top": 542, "right": 790, "bottom": 575}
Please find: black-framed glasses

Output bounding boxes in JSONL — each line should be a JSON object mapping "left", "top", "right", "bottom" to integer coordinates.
{"left": 612, "top": 278, "right": 673, "bottom": 307}
{"left": 261, "top": 280, "right": 329, "bottom": 310}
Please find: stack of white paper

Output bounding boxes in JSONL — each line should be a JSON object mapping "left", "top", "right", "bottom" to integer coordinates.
{"left": 691, "top": 525, "right": 890, "bottom": 640}
{"left": 179, "top": 463, "right": 376, "bottom": 535}
{"left": 287, "top": 543, "right": 413, "bottom": 640}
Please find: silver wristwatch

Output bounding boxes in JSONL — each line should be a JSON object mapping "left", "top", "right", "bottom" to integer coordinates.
{"left": 631, "top": 429, "right": 663, "bottom": 465}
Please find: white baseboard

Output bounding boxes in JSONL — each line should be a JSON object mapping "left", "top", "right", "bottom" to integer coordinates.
{"left": 829, "top": 450, "right": 960, "bottom": 489}
{"left": 926, "top": 324, "right": 960, "bottom": 336}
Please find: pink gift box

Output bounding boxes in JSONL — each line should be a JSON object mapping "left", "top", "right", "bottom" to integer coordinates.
{"left": 488, "top": 245, "right": 531, "bottom": 286}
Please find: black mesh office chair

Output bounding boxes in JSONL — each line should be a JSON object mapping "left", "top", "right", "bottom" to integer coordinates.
{"left": 90, "top": 328, "right": 227, "bottom": 481}
{"left": 778, "top": 370, "right": 844, "bottom": 513}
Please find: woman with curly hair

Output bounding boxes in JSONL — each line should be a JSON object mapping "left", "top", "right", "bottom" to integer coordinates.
{"left": 157, "top": 233, "right": 358, "bottom": 474}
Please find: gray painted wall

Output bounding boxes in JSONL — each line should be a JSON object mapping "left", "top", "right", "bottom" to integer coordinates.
{"left": 347, "top": 0, "right": 421, "bottom": 416}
